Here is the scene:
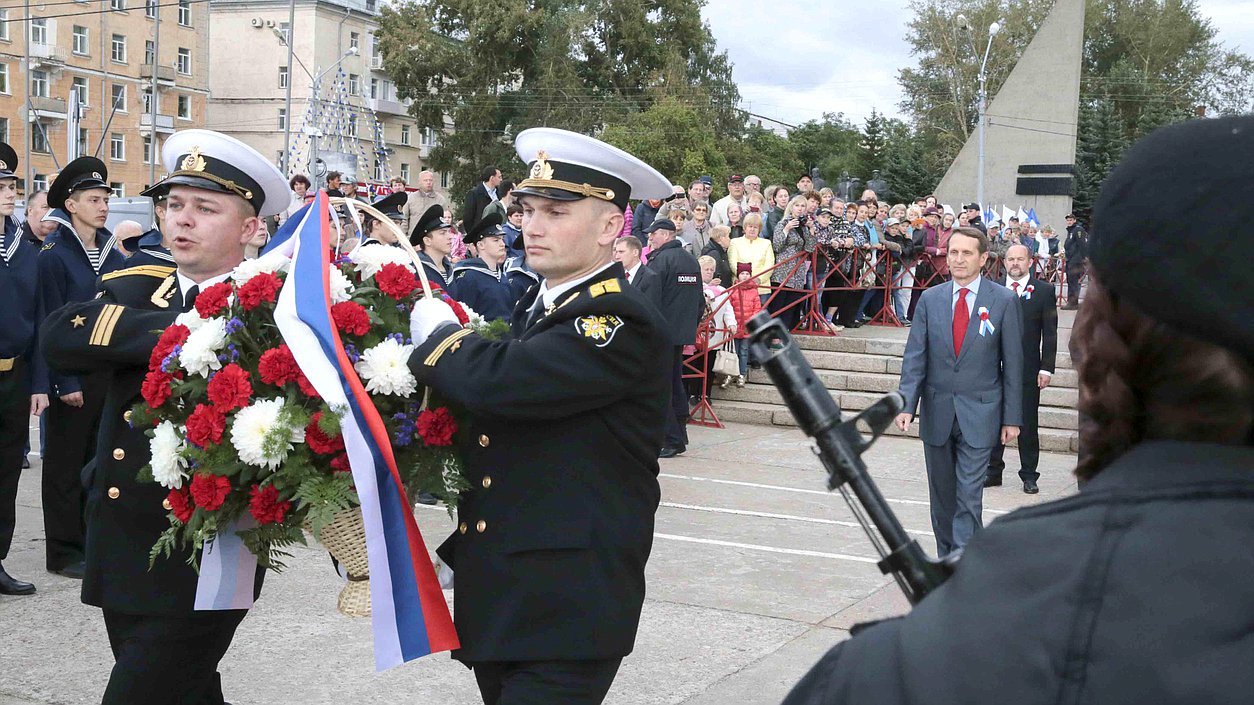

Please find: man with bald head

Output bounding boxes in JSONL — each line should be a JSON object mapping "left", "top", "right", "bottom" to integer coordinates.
{"left": 112, "top": 220, "right": 144, "bottom": 258}
{"left": 401, "top": 169, "right": 449, "bottom": 235}
{"left": 986, "top": 244, "right": 1057, "bottom": 494}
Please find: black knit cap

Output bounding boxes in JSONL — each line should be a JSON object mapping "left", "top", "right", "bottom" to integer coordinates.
{"left": 1090, "top": 115, "right": 1254, "bottom": 360}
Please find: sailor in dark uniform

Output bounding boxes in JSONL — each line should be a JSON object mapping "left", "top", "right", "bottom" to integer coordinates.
{"left": 34, "top": 156, "right": 126, "bottom": 578}
{"left": 0, "top": 142, "right": 40, "bottom": 595}
{"left": 410, "top": 203, "right": 455, "bottom": 290}
{"left": 405, "top": 128, "right": 673, "bottom": 705}
{"left": 504, "top": 253, "right": 539, "bottom": 307}
{"left": 448, "top": 213, "right": 515, "bottom": 320}
{"left": 358, "top": 190, "right": 407, "bottom": 247}
{"left": 123, "top": 195, "right": 174, "bottom": 268}
{"left": 41, "top": 129, "right": 287, "bottom": 705}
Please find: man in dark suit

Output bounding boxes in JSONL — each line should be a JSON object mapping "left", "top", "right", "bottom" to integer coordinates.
{"left": 987, "top": 244, "right": 1057, "bottom": 494}
{"left": 645, "top": 219, "right": 704, "bottom": 459}
{"left": 461, "top": 164, "right": 501, "bottom": 235}
{"left": 896, "top": 227, "right": 1023, "bottom": 556}
{"left": 405, "top": 128, "right": 672, "bottom": 705}
{"left": 41, "top": 129, "right": 287, "bottom": 705}
{"left": 613, "top": 234, "right": 660, "bottom": 304}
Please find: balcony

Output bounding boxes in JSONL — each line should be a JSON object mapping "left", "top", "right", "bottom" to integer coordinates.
{"left": 140, "top": 113, "right": 176, "bottom": 135}
{"left": 370, "top": 55, "right": 384, "bottom": 71}
{"left": 28, "top": 96, "right": 68, "bottom": 121}
{"left": 369, "top": 96, "right": 408, "bottom": 116}
{"left": 140, "top": 63, "right": 177, "bottom": 84}
{"left": 29, "top": 43, "right": 68, "bottom": 67}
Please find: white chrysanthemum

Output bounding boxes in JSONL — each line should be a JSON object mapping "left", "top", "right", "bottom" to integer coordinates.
{"left": 328, "top": 265, "right": 354, "bottom": 304}
{"left": 150, "top": 421, "right": 189, "bottom": 489}
{"left": 230, "top": 398, "right": 306, "bottom": 471}
{"left": 462, "top": 304, "right": 485, "bottom": 329}
{"left": 350, "top": 245, "right": 414, "bottom": 279}
{"left": 354, "top": 338, "right": 418, "bottom": 397}
{"left": 174, "top": 309, "right": 206, "bottom": 333}
{"left": 232, "top": 251, "right": 290, "bottom": 284}
{"left": 178, "top": 316, "right": 228, "bottom": 378}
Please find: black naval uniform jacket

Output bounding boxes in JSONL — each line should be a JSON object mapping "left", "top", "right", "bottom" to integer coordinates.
{"left": 782, "top": 441, "right": 1254, "bottom": 705}
{"left": 124, "top": 228, "right": 176, "bottom": 268}
{"left": 41, "top": 266, "right": 263, "bottom": 615}
{"left": 409, "top": 262, "right": 669, "bottom": 664}
{"left": 0, "top": 216, "right": 39, "bottom": 370}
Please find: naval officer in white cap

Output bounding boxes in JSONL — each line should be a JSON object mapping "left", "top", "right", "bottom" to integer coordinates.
{"left": 41, "top": 129, "right": 289, "bottom": 705}
{"left": 406, "top": 128, "right": 673, "bottom": 704}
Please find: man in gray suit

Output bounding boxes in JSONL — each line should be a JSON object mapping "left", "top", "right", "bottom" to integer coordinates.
{"left": 895, "top": 227, "right": 1024, "bottom": 556}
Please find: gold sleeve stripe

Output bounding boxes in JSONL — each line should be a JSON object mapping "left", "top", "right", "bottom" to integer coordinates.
{"left": 89, "top": 304, "right": 124, "bottom": 347}
{"left": 423, "top": 328, "right": 474, "bottom": 367}
{"left": 101, "top": 265, "right": 177, "bottom": 281}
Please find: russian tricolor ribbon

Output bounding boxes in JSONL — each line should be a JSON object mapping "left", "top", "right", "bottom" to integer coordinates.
{"left": 978, "top": 306, "right": 995, "bottom": 336}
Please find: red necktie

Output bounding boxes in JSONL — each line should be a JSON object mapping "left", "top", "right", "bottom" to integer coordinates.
{"left": 1011, "top": 281, "right": 1019, "bottom": 294}
{"left": 953, "top": 288, "right": 969, "bottom": 357}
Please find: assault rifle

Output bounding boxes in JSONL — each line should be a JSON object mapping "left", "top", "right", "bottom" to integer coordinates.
{"left": 746, "top": 311, "right": 953, "bottom": 604}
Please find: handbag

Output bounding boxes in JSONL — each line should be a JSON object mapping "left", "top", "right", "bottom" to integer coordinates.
{"left": 713, "top": 340, "right": 740, "bottom": 378}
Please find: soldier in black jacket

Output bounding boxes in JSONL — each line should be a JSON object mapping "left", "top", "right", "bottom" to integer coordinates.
{"left": 1061, "top": 213, "right": 1088, "bottom": 309}
{"left": 41, "top": 129, "right": 288, "bottom": 705}
{"left": 987, "top": 244, "right": 1057, "bottom": 493}
{"left": 406, "top": 127, "right": 673, "bottom": 705}
{"left": 644, "top": 219, "right": 704, "bottom": 458}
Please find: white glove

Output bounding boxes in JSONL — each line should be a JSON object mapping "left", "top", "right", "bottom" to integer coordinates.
{"left": 410, "top": 297, "right": 458, "bottom": 346}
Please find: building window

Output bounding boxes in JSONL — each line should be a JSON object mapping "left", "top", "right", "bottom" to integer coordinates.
{"left": 77, "top": 128, "right": 89, "bottom": 156}
{"left": 72, "top": 76, "right": 89, "bottom": 106}
{"left": 278, "top": 109, "right": 286, "bottom": 130}
{"left": 348, "top": 74, "right": 360, "bottom": 96}
{"left": 421, "top": 127, "right": 437, "bottom": 148}
{"left": 440, "top": 172, "right": 449, "bottom": 189}
{"left": 399, "top": 163, "right": 410, "bottom": 182}
{"left": 177, "top": 94, "right": 190, "bottom": 119}
{"left": 110, "top": 0, "right": 125, "bottom": 10}
{"left": 400, "top": 124, "right": 410, "bottom": 145}
{"left": 111, "top": 34, "right": 127, "bottom": 63}
{"left": 348, "top": 115, "right": 357, "bottom": 138}
{"left": 350, "top": 32, "right": 359, "bottom": 51}
{"left": 373, "top": 159, "right": 382, "bottom": 181}
{"left": 145, "top": 0, "right": 157, "bottom": 19}
{"left": 32, "top": 128, "right": 50, "bottom": 154}
{"left": 177, "top": 0, "right": 191, "bottom": 26}
{"left": 110, "top": 182, "right": 125, "bottom": 198}
{"left": 32, "top": 174, "right": 48, "bottom": 193}
{"left": 141, "top": 90, "right": 152, "bottom": 115}
{"left": 366, "top": 0, "right": 376, "bottom": 12}
{"left": 30, "top": 18, "right": 48, "bottom": 46}
{"left": 278, "top": 66, "right": 288, "bottom": 89}
{"left": 0, "top": 9, "right": 9, "bottom": 42}
{"left": 0, "top": 118, "right": 7, "bottom": 143}
{"left": 143, "top": 135, "right": 153, "bottom": 164}
{"left": 176, "top": 48, "right": 190, "bottom": 75}
{"left": 370, "top": 78, "right": 378, "bottom": 99}
{"left": 0, "top": 64, "right": 8, "bottom": 95}
{"left": 278, "top": 22, "right": 290, "bottom": 44}
{"left": 144, "top": 40, "right": 155, "bottom": 66}
{"left": 31, "top": 70, "right": 49, "bottom": 98}
{"left": 111, "top": 84, "right": 128, "bottom": 112}
{"left": 110, "top": 133, "right": 125, "bottom": 161}
{"left": 73, "top": 26, "right": 89, "bottom": 55}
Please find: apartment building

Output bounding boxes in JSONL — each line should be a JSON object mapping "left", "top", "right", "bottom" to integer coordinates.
{"left": 0, "top": 0, "right": 210, "bottom": 197}
{"left": 207, "top": 0, "right": 446, "bottom": 193}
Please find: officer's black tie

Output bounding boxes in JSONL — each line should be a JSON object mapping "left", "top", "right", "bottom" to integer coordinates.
{"left": 183, "top": 285, "right": 199, "bottom": 312}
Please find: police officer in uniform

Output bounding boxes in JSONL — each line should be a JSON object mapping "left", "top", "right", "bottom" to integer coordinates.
{"left": 643, "top": 218, "right": 704, "bottom": 458}
{"left": 410, "top": 203, "right": 455, "bottom": 290}
{"left": 35, "top": 157, "right": 126, "bottom": 578}
{"left": 0, "top": 142, "right": 41, "bottom": 595}
{"left": 406, "top": 128, "right": 672, "bottom": 705}
{"left": 781, "top": 116, "right": 1254, "bottom": 705}
{"left": 449, "top": 212, "right": 515, "bottom": 320}
{"left": 41, "top": 129, "right": 287, "bottom": 704}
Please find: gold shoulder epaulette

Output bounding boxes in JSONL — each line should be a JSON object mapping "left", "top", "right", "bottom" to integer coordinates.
{"left": 101, "top": 265, "right": 177, "bottom": 282}
{"left": 588, "top": 279, "right": 621, "bottom": 298}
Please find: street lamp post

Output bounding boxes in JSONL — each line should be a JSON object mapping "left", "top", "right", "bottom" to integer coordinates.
{"left": 958, "top": 16, "right": 1001, "bottom": 210}
{"left": 274, "top": 28, "right": 357, "bottom": 187}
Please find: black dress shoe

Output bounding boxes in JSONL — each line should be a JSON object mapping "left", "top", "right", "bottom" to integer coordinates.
{"left": 51, "top": 560, "right": 86, "bottom": 579}
{"left": 984, "top": 475, "right": 1002, "bottom": 488}
{"left": 21, "top": 457, "right": 30, "bottom": 469}
{"left": 658, "top": 445, "right": 685, "bottom": 459}
{"left": 415, "top": 491, "right": 439, "bottom": 506}
{"left": 0, "top": 564, "right": 36, "bottom": 595}
{"left": 1023, "top": 480, "right": 1039, "bottom": 494}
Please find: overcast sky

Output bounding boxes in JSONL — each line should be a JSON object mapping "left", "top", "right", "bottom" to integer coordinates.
{"left": 701, "top": 0, "right": 1254, "bottom": 128}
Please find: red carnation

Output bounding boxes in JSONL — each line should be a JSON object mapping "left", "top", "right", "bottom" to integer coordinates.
{"left": 207, "top": 363, "right": 252, "bottom": 412}
{"left": 189, "top": 473, "right": 232, "bottom": 511}
{"left": 185, "top": 404, "right": 227, "bottom": 448}
{"left": 331, "top": 301, "right": 371, "bottom": 336}
{"left": 258, "top": 345, "right": 300, "bottom": 386}
{"left": 193, "top": 281, "right": 234, "bottom": 318}
{"left": 141, "top": 369, "right": 174, "bottom": 408}
{"left": 375, "top": 263, "right": 418, "bottom": 299}
{"left": 416, "top": 407, "right": 457, "bottom": 447}
{"left": 330, "top": 453, "right": 352, "bottom": 474}
{"left": 237, "top": 272, "right": 282, "bottom": 311}
{"left": 305, "top": 412, "right": 345, "bottom": 455}
{"left": 166, "top": 488, "right": 195, "bottom": 524}
{"left": 248, "top": 484, "right": 292, "bottom": 525}
{"left": 296, "top": 372, "right": 320, "bottom": 399}
{"left": 442, "top": 296, "right": 470, "bottom": 326}
{"left": 149, "top": 324, "right": 190, "bottom": 371}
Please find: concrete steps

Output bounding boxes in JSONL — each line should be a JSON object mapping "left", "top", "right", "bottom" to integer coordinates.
{"left": 708, "top": 332, "right": 1079, "bottom": 453}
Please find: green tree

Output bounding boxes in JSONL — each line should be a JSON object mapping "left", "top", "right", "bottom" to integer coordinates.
{"left": 786, "top": 113, "right": 862, "bottom": 188}
{"left": 598, "top": 98, "right": 728, "bottom": 187}
{"left": 375, "top": 0, "right": 741, "bottom": 206}
{"left": 720, "top": 124, "right": 804, "bottom": 190}
{"left": 881, "top": 118, "right": 941, "bottom": 203}
{"left": 1073, "top": 97, "right": 1128, "bottom": 212}
{"left": 857, "top": 109, "right": 890, "bottom": 179}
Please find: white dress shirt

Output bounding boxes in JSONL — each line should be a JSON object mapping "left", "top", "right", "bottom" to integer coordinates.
{"left": 177, "top": 271, "right": 233, "bottom": 310}
{"left": 624, "top": 262, "right": 642, "bottom": 284}
{"left": 951, "top": 276, "right": 981, "bottom": 317}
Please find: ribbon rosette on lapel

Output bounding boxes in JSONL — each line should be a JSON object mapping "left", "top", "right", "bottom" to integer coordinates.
{"left": 1024, "top": 284, "right": 1034, "bottom": 300}
{"left": 978, "top": 306, "right": 995, "bottom": 336}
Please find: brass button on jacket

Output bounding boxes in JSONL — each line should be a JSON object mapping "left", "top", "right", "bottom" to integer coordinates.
{"left": 112, "top": 448, "right": 125, "bottom": 461}
{"left": 162, "top": 498, "right": 172, "bottom": 510}
{"left": 476, "top": 520, "right": 487, "bottom": 533}
{"left": 107, "top": 487, "right": 121, "bottom": 500}
{"left": 459, "top": 522, "right": 468, "bottom": 535}
{"left": 123, "top": 410, "right": 133, "bottom": 424}
{"left": 481, "top": 476, "right": 492, "bottom": 489}
{"left": 478, "top": 434, "right": 490, "bottom": 448}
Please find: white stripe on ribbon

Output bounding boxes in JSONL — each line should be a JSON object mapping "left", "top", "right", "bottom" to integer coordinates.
{"left": 195, "top": 515, "right": 259, "bottom": 610}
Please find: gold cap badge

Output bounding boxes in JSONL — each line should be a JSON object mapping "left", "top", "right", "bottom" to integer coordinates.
{"left": 181, "top": 146, "right": 207, "bottom": 173}
{"left": 0, "top": 160, "right": 7, "bottom": 170}
{"left": 529, "top": 150, "right": 554, "bottom": 181}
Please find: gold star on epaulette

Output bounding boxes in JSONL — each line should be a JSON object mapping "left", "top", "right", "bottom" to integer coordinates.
{"left": 71, "top": 315, "right": 86, "bottom": 328}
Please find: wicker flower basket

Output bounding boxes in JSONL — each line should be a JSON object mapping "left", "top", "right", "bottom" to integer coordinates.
{"left": 306, "top": 506, "right": 371, "bottom": 617}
